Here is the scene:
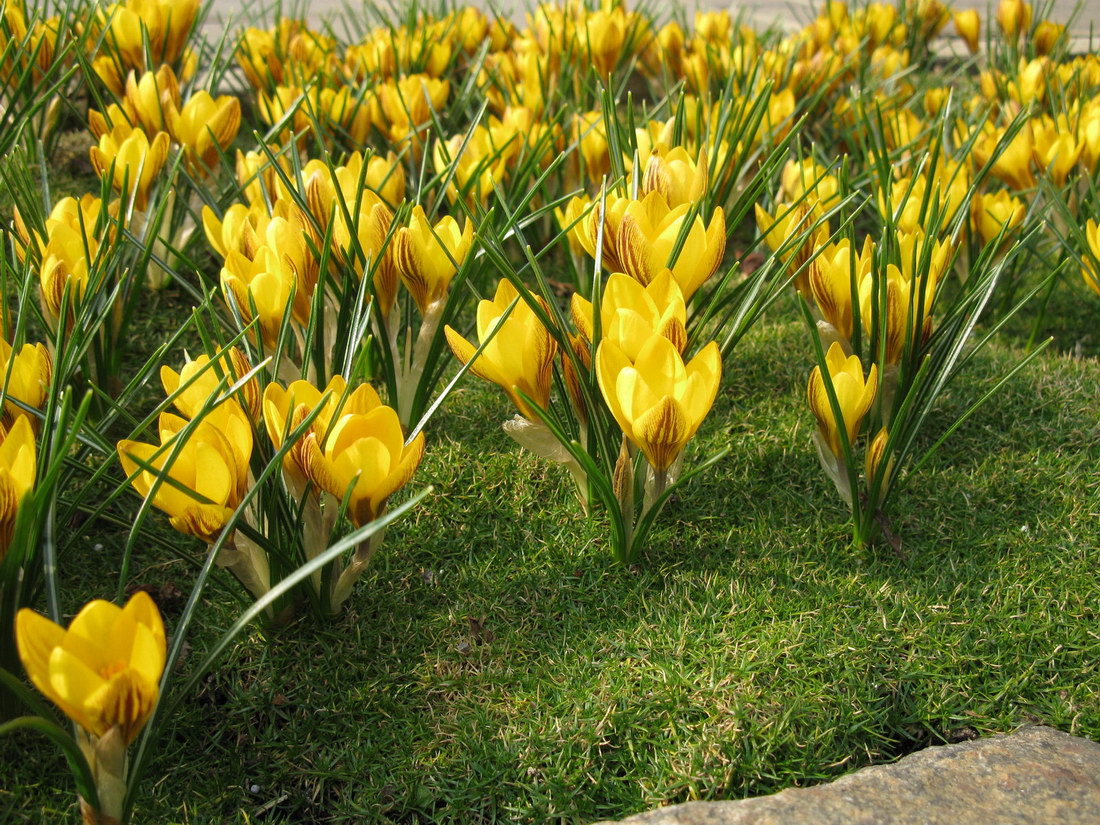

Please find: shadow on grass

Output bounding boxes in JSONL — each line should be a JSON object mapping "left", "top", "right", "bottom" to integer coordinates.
{"left": 4, "top": 321, "right": 1098, "bottom": 825}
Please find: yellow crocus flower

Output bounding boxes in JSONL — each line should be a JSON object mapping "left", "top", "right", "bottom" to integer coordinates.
{"left": 302, "top": 402, "right": 424, "bottom": 527}
{"left": 14, "top": 195, "right": 113, "bottom": 322}
{"left": 807, "top": 341, "right": 878, "bottom": 459}
{"left": 89, "top": 122, "right": 170, "bottom": 209}
{"left": 572, "top": 109, "right": 611, "bottom": 183}
{"left": 100, "top": 0, "right": 200, "bottom": 69}
{"left": 571, "top": 269, "right": 687, "bottom": 355}
{"left": 755, "top": 200, "right": 829, "bottom": 293}
{"left": 0, "top": 415, "right": 36, "bottom": 556}
{"left": 809, "top": 236, "right": 875, "bottom": 343}
{"left": 780, "top": 159, "right": 840, "bottom": 211}
{"left": 1033, "top": 20, "right": 1063, "bottom": 55}
{"left": 161, "top": 347, "right": 259, "bottom": 420}
{"left": 971, "top": 190, "right": 1026, "bottom": 245}
{"left": 375, "top": 74, "right": 449, "bottom": 147}
{"left": 0, "top": 337, "right": 52, "bottom": 426}
{"left": 596, "top": 334, "right": 721, "bottom": 472}
{"left": 393, "top": 205, "right": 474, "bottom": 315}
{"left": 123, "top": 64, "right": 180, "bottom": 137}
{"left": 201, "top": 201, "right": 272, "bottom": 259}
{"left": 640, "top": 146, "right": 708, "bottom": 209}
{"left": 16, "top": 590, "right": 165, "bottom": 744}
{"left": 583, "top": 7, "right": 631, "bottom": 78}
{"left": 235, "top": 147, "right": 292, "bottom": 207}
{"left": 954, "top": 8, "right": 981, "bottom": 52}
{"left": 616, "top": 191, "right": 726, "bottom": 300}
{"left": 304, "top": 163, "right": 396, "bottom": 314}
{"left": 159, "top": 353, "right": 257, "bottom": 481}
{"left": 444, "top": 279, "right": 557, "bottom": 420}
{"left": 973, "top": 125, "right": 1035, "bottom": 191}
{"left": 896, "top": 229, "right": 953, "bottom": 284}
{"left": 1082, "top": 220, "right": 1100, "bottom": 296}
{"left": 363, "top": 151, "right": 406, "bottom": 208}
{"left": 165, "top": 89, "right": 241, "bottom": 172}
{"left": 860, "top": 263, "right": 937, "bottom": 364}
{"left": 566, "top": 193, "right": 632, "bottom": 274}
{"left": 118, "top": 412, "right": 250, "bottom": 541}
{"left": 220, "top": 245, "right": 298, "bottom": 344}
{"left": 263, "top": 376, "right": 381, "bottom": 488}
{"left": 1030, "top": 118, "right": 1082, "bottom": 187}
{"left": 694, "top": 10, "right": 732, "bottom": 42}
{"left": 995, "top": 0, "right": 1031, "bottom": 42}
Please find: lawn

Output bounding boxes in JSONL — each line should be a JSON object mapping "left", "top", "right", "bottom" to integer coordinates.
{"left": 3, "top": 0, "right": 1100, "bottom": 822}
{"left": 4, "top": 298, "right": 1097, "bottom": 823}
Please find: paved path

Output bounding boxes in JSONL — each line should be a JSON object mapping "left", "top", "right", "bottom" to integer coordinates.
{"left": 203, "top": 0, "right": 1100, "bottom": 40}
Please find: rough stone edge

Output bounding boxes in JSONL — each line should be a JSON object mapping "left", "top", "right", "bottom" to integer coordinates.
{"left": 593, "top": 725, "right": 1100, "bottom": 825}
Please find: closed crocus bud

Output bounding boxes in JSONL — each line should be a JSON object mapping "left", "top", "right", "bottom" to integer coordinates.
{"left": 809, "top": 236, "right": 875, "bottom": 343}
{"left": 616, "top": 191, "right": 726, "bottom": 300}
{"left": 444, "top": 279, "right": 557, "bottom": 420}
{"left": 860, "top": 263, "right": 937, "bottom": 364}
{"left": 865, "top": 427, "right": 894, "bottom": 488}
{"left": 123, "top": 65, "right": 180, "bottom": 137}
{"left": 0, "top": 415, "right": 36, "bottom": 556}
{"left": 1032, "top": 20, "right": 1063, "bottom": 55}
{"left": 0, "top": 337, "right": 52, "bottom": 427}
{"left": 572, "top": 109, "right": 611, "bottom": 183}
{"left": 641, "top": 146, "right": 708, "bottom": 208}
{"left": 694, "top": 10, "right": 732, "bottom": 42}
{"left": 1082, "top": 220, "right": 1100, "bottom": 296}
{"left": 302, "top": 402, "right": 424, "bottom": 527}
{"left": 235, "top": 147, "right": 292, "bottom": 206}
{"left": 393, "top": 205, "right": 474, "bottom": 315}
{"left": 89, "top": 122, "right": 170, "bottom": 209}
{"left": 996, "top": 0, "right": 1031, "bottom": 42}
{"left": 971, "top": 189, "right": 1026, "bottom": 245}
{"left": 91, "top": 54, "right": 125, "bottom": 96}
{"left": 165, "top": 90, "right": 241, "bottom": 172}
{"left": 807, "top": 341, "right": 877, "bottom": 459}
{"left": 583, "top": 8, "right": 627, "bottom": 77}
{"left": 596, "top": 334, "right": 721, "bottom": 472}
{"left": 953, "top": 9, "right": 980, "bottom": 52}
{"left": 263, "top": 376, "right": 382, "bottom": 489}
{"left": 578, "top": 193, "right": 633, "bottom": 274}
{"left": 118, "top": 415, "right": 250, "bottom": 541}
{"left": 571, "top": 269, "right": 688, "bottom": 355}
{"left": 27, "top": 195, "right": 112, "bottom": 322}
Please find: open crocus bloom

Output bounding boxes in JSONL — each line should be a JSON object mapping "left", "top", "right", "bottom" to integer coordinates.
{"left": 596, "top": 333, "right": 721, "bottom": 472}
{"left": 16, "top": 591, "right": 166, "bottom": 745}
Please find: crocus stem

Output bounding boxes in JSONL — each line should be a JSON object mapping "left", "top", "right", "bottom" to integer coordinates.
{"left": 642, "top": 465, "right": 668, "bottom": 514}
{"left": 329, "top": 527, "right": 388, "bottom": 613}
{"left": 396, "top": 300, "right": 444, "bottom": 427}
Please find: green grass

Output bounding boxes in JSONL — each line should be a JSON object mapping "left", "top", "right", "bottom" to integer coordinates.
{"left": 3, "top": 297, "right": 1098, "bottom": 824}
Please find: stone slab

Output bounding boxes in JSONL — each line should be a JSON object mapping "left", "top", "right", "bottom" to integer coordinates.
{"left": 594, "top": 726, "right": 1100, "bottom": 825}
